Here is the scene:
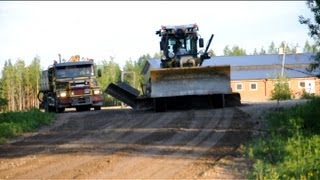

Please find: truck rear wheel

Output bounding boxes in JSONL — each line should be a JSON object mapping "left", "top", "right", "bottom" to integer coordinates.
{"left": 54, "top": 99, "right": 65, "bottom": 113}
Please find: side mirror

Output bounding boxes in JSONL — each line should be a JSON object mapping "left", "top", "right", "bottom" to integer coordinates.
{"left": 160, "top": 41, "right": 164, "bottom": 50}
{"left": 199, "top": 38, "right": 204, "bottom": 48}
{"left": 97, "top": 69, "right": 102, "bottom": 77}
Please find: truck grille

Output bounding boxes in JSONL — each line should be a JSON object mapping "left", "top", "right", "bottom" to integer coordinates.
{"left": 73, "top": 89, "right": 84, "bottom": 95}
{"left": 71, "top": 96, "right": 91, "bottom": 105}
{"left": 72, "top": 88, "right": 90, "bottom": 95}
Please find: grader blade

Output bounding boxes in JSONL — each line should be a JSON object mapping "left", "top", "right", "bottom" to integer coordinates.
{"left": 150, "top": 65, "right": 232, "bottom": 98}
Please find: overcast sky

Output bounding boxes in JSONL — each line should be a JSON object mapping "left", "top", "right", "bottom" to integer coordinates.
{"left": 0, "top": 1, "right": 314, "bottom": 70}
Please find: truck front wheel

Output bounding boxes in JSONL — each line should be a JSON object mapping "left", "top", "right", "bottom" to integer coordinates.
{"left": 56, "top": 107, "right": 65, "bottom": 113}
{"left": 94, "top": 106, "right": 101, "bottom": 111}
{"left": 54, "top": 99, "right": 65, "bottom": 113}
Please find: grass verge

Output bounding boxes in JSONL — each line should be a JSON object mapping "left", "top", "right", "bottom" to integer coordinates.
{"left": 0, "top": 108, "right": 55, "bottom": 144}
{"left": 245, "top": 97, "right": 320, "bottom": 179}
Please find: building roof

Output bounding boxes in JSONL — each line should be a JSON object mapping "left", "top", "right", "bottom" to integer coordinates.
{"left": 231, "top": 67, "right": 317, "bottom": 80}
{"left": 202, "top": 53, "right": 315, "bottom": 67}
{"left": 202, "top": 53, "right": 319, "bottom": 80}
{"left": 144, "top": 53, "right": 319, "bottom": 80}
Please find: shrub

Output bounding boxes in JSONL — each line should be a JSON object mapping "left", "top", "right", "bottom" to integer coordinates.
{"left": 271, "top": 75, "right": 291, "bottom": 100}
{"left": 246, "top": 97, "right": 320, "bottom": 179}
{"left": 0, "top": 108, "right": 55, "bottom": 144}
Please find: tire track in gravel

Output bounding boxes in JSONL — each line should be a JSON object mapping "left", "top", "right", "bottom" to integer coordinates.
{"left": 12, "top": 111, "right": 181, "bottom": 179}
{"left": 91, "top": 108, "right": 233, "bottom": 179}
{"left": 173, "top": 107, "right": 246, "bottom": 179}
{"left": 0, "top": 109, "right": 141, "bottom": 179}
{"left": 0, "top": 107, "right": 245, "bottom": 179}
{"left": 0, "top": 110, "right": 124, "bottom": 157}
{"left": 132, "top": 108, "right": 232, "bottom": 179}
{"left": 47, "top": 111, "right": 181, "bottom": 179}
{"left": 89, "top": 110, "right": 203, "bottom": 178}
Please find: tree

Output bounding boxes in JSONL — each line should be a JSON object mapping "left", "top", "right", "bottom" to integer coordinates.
{"left": 231, "top": 45, "right": 246, "bottom": 56}
{"left": 0, "top": 79, "right": 7, "bottom": 111}
{"left": 153, "top": 52, "right": 162, "bottom": 59}
{"left": 259, "top": 46, "right": 266, "bottom": 55}
{"left": 268, "top": 41, "right": 277, "bottom": 54}
{"left": 15, "top": 59, "right": 26, "bottom": 111}
{"left": 223, "top": 45, "right": 231, "bottom": 56}
{"left": 223, "top": 45, "right": 246, "bottom": 56}
{"left": 123, "top": 54, "right": 151, "bottom": 92}
{"left": 303, "top": 39, "right": 318, "bottom": 53}
{"left": 208, "top": 49, "right": 216, "bottom": 57}
{"left": 28, "top": 56, "right": 41, "bottom": 108}
{"left": 299, "top": 0, "right": 320, "bottom": 74}
{"left": 2, "top": 59, "right": 17, "bottom": 111}
{"left": 253, "top": 48, "right": 258, "bottom": 55}
{"left": 279, "top": 41, "right": 297, "bottom": 54}
{"left": 96, "top": 57, "right": 121, "bottom": 106}
{"left": 271, "top": 75, "right": 292, "bottom": 102}
{"left": 304, "top": 40, "right": 312, "bottom": 52}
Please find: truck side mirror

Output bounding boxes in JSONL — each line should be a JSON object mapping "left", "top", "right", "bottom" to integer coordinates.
{"left": 199, "top": 38, "right": 204, "bottom": 48}
{"left": 97, "top": 69, "right": 102, "bottom": 77}
{"left": 160, "top": 41, "right": 164, "bottom": 50}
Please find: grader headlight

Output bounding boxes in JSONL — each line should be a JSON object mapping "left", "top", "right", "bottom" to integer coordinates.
{"left": 168, "top": 52, "right": 175, "bottom": 59}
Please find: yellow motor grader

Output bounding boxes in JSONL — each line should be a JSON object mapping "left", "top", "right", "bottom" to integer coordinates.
{"left": 106, "top": 24, "right": 240, "bottom": 112}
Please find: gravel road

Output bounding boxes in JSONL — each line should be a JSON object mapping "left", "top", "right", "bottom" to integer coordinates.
{"left": 0, "top": 99, "right": 307, "bottom": 179}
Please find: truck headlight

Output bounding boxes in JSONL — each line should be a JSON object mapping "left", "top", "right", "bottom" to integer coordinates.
{"left": 93, "top": 89, "right": 100, "bottom": 95}
{"left": 60, "top": 91, "right": 67, "bottom": 97}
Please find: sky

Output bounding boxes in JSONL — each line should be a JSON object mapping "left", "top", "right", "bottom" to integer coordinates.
{"left": 0, "top": 1, "right": 315, "bottom": 71}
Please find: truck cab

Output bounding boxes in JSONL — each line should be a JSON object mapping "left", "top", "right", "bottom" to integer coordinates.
{"left": 39, "top": 56, "right": 103, "bottom": 113}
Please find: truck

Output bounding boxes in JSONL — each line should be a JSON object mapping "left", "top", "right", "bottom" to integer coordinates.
{"left": 106, "top": 24, "right": 241, "bottom": 112}
{"left": 38, "top": 54, "right": 103, "bottom": 113}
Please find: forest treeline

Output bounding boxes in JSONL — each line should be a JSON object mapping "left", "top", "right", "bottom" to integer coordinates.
{"left": 0, "top": 40, "right": 317, "bottom": 111}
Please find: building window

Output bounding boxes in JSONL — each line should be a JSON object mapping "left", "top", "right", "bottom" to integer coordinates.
{"left": 299, "top": 81, "right": 305, "bottom": 88}
{"left": 235, "top": 83, "right": 243, "bottom": 91}
{"left": 250, "top": 82, "right": 258, "bottom": 91}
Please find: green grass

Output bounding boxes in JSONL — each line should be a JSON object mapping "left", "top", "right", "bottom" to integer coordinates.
{"left": 246, "top": 97, "right": 320, "bottom": 179}
{"left": 0, "top": 108, "right": 55, "bottom": 144}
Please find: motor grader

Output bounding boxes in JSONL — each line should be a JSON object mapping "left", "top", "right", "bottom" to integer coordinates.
{"left": 106, "top": 24, "right": 241, "bottom": 112}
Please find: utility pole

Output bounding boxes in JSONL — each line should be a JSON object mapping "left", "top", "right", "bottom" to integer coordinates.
{"left": 280, "top": 42, "right": 287, "bottom": 77}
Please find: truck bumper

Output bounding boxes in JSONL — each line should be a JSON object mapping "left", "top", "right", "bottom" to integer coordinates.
{"left": 57, "top": 95, "right": 103, "bottom": 108}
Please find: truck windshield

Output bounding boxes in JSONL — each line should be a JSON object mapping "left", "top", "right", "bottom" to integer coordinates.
{"left": 56, "top": 65, "right": 94, "bottom": 78}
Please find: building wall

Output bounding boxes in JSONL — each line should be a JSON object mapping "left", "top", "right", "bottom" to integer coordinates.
{"left": 231, "top": 77, "right": 320, "bottom": 102}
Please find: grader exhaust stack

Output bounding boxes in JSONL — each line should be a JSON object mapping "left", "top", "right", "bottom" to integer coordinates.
{"left": 106, "top": 24, "right": 241, "bottom": 112}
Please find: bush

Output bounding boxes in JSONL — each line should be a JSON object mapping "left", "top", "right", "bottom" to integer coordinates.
{"left": 271, "top": 75, "right": 291, "bottom": 100}
{"left": 246, "top": 96, "right": 320, "bottom": 179}
{"left": 301, "top": 89, "right": 316, "bottom": 99}
{"left": 0, "top": 108, "right": 55, "bottom": 144}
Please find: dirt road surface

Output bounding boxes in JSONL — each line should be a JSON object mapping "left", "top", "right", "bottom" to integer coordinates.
{"left": 0, "top": 100, "right": 307, "bottom": 179}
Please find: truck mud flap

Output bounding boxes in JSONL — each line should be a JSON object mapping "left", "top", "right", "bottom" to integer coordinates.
{"left": 105, "top": 82, "right": 140, "bottom": 108}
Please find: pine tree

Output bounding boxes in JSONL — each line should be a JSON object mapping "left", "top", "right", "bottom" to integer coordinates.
{"left": 259, "top": 46, "right": 266, "bottom": 55}
{"left": 268, "top": 41, "right": 277, "bottom": 54}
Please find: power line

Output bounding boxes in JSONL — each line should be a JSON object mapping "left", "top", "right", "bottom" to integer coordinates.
{"left": 284, "top": 66, "right": 315, "bottom": 76}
